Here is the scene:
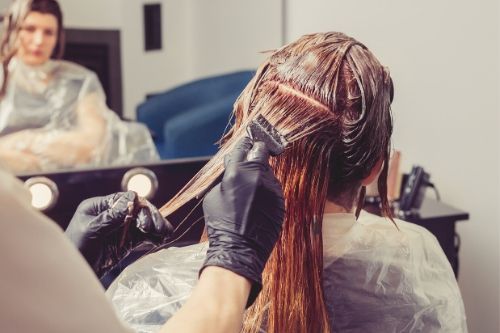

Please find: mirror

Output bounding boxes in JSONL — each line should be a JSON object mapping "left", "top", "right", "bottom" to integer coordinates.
{"left": 0, "top": 0, "right": 283, "bottom": 175}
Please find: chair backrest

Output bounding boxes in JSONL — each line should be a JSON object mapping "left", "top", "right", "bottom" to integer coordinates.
{"left": 137, "top": 70, "right": 255, "bottom": 145}
{"left": 161, "top": 92, "right": 242, "bottom": 159}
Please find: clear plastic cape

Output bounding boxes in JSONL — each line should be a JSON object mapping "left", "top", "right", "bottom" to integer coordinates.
{"left": 106, "top": 242, "right": 208, "bottom": 333}
{"left": 0, "top": 58, "right": 158, "bottom": 173}
{"left": 106, "top": 211, "right": 467, "bottom": 333}
{"left": 322, "top": 211, "right": 467, "bottom": 333}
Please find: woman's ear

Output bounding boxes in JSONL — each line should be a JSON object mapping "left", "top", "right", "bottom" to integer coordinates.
{"left": 362, "top": 158, "right": 384, "bottom": 186}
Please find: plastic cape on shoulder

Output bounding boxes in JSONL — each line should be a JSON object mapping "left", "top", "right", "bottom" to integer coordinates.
{"left": 106, "top": 242, "right": 208, "bottom": 333}
{"left": 0, "top": 59, "right": 158, "bottom": 173}
{"left": 106, "top": 210, "right": 467, "bottom": 333}
{"left": 322, "top": 211, "right": 468, "bottom": 333}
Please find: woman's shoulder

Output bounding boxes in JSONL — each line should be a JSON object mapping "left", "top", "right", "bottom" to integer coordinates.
{"left": 358, "top": 211, "right": 434, "bottom": 237}
{"left": 52, "top": 59, "right": 98, "bottom": 80}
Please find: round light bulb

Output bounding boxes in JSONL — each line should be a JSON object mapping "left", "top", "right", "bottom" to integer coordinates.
{"left": 127, "top": 174, "right": 153, "bottom": 198}
{"left": 121, "top": 167, "right": 158, "bottom": 199}
{"left": 30, "top": 183, "right": 53, "bottom": 209}
{"left": 24, "top": 177, "right": 59, "bottom": 211}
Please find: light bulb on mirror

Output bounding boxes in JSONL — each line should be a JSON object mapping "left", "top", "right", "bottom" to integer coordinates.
{"left": 24, "top": 177, "right": 59, "bottom": 211}
{"left": 121, "top": 167, "right": 158, "bottom": 199}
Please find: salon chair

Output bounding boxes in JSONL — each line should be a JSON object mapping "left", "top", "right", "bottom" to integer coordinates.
{"left": 137, "top": 70, "right": 255, "bottom": 159}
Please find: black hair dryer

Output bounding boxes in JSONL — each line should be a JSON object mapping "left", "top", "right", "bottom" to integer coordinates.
{"left": 398, "top": 165, "right": 430, "bottom": 213}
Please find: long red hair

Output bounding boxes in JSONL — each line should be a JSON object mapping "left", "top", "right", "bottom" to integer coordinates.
{"left": 160, "top": 32, "right": 394, "bottom": 332}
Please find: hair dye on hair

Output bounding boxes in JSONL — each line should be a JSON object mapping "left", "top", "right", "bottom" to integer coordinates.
{"left": 160, "top": 32, "right": 394, "bottom": 332}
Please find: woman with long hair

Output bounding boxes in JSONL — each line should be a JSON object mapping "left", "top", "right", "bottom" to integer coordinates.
{"left": 157, "top": 31, "right": 393, "bottom": 333}
{"left": 104, "top": 31, "right": 466, "bottom": 332}
{"left": 0, "top": 0, "right": 158, "bottom": 173}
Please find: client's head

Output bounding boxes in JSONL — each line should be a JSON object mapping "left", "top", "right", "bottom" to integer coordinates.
{"left": 162, "top": 31, "right": 393, "bottom": 333}
{"left": 231, "top": 31, "right": 394, "bottom": 215}
{"left": 1, "top": 0, "right": 64, "bottom": 66}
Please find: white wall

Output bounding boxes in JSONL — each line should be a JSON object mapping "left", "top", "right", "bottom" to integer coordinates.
{"left": 285, "top": 0, "right": 499, "bottom": 332}
{"left": 0, "top": 0, "right": 10, "bottom": 13}
{"left": 1, "top": 0, "right": 123, "bottom": 29}
{"left": 187, "top": 0, "right": 282, "bottom": 80}
{"left": 120, "top": 0, "right": 192, "bottom": 120}
{"left": 59, "top": 0, "right": 193, "bottom": 120}
{"left": 59, "top": 0, "right": 122, "bottom": 29}
{"left": 58, "top": 0, "right": 282, "bottom": 119}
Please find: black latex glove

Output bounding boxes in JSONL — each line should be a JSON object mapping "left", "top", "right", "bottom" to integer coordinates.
{"left": 65, "top": 191, "right": 172, "bottom": 271}
{"left": 201, "top": 136, "right": 285, "bottom": 307}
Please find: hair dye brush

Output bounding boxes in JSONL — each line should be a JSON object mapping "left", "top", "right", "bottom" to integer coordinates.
{"left": 195, "top": 115, "right": 288, "bottom": 200}
{"left": 246, "top": 115, "right": 289, "bottom": 156}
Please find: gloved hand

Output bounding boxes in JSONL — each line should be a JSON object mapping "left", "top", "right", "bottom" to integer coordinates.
{"left": 65, "top": 191, "right": 173, "bottom": 271}
{"left": 201, "top": 136, "right": 285, "bottom": 307}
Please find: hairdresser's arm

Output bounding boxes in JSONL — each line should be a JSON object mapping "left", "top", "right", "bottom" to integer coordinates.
{"left": 0, "top": 168, "right": 134, "bottom": 333}
{"left": 160, "top": 267, "right": 251, "bottom": 333}
{"left": 162, "top": 137, "right": 284, "bottom": 333}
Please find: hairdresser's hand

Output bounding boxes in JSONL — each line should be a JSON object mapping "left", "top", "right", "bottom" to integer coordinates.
{"left": 65, "top": 191, "right": 172, "bottom": 270}
{"left": 201, "top": 137, "right": 285, "bottom": 307}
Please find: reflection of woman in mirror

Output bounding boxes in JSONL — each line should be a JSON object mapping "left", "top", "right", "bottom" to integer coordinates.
{"left": 0, "top": 0, "right": 158, "bottom": 173}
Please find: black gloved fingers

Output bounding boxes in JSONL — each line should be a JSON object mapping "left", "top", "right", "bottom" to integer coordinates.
{"left": 91, "top": 191, "right": 138, "bottom": 236}
{"left": 65, "top": 191, "right": 136, "bottom": 267}
{"left": 259, "top": 166, "right": 285, "bottom": 200}
{"left": 224, "top": 136, "right": 253, "bottom": 169}
{"left": 72, "top": 191, "right": 137, "bottom": 236}
{"left": 107, "top": 191, "right": 137, "bottom": 220}
{"left": 76, "top": 191, "right": 135, "bottom": 219}
{"left": 136, "top": 199, "right": 174, "bottom": 236}
{"left": 246, "top": 141, "right": 270, "bottom": 165}
{"left": 202, "top": 133, "right": 286, "bottom": 308}
{"left": 74, "top": 194, "right": 109, "bottom": 217}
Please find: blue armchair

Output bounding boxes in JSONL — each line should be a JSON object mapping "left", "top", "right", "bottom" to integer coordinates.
{"left": 136, "top": 70, "right": 255, "bottom": 159}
